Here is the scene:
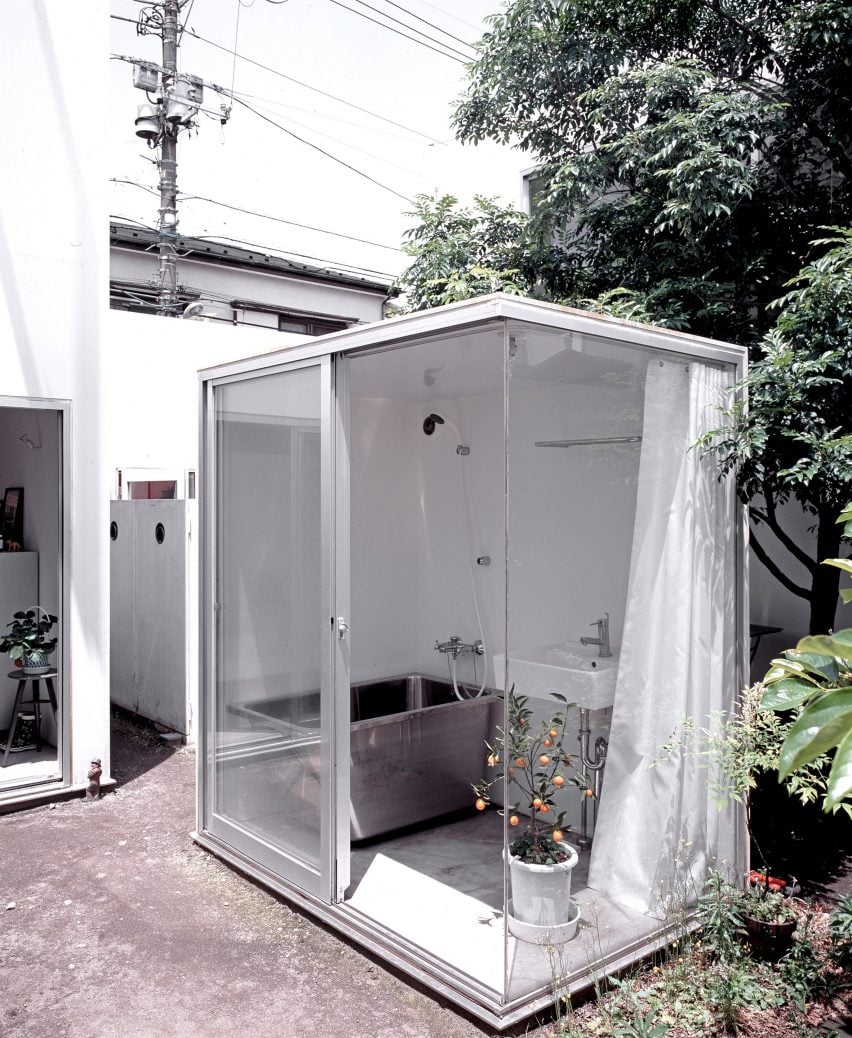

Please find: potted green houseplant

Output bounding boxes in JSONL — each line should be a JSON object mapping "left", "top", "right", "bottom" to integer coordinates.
{"left": 0, "top": 606, "right": 58, "bottom": 674}
{"left": 473, "top": 688, "right": 592, "bottom": 943}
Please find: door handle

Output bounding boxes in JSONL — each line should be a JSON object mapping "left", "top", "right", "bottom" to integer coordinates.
{"left": 337, "top": 617, "right": 349, "bottom": 640}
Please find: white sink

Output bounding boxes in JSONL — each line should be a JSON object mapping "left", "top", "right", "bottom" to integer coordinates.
{"left": 492, "top": 641, "right": 619, "bottom": 711}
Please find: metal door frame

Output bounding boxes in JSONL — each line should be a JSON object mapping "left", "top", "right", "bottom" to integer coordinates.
{"left": 198, "top": 353, "right": 349, "bottom": 902}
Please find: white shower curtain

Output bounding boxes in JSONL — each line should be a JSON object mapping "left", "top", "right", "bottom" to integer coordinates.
{"left": 587, "top": 358, "right": 740, "bottom": 917}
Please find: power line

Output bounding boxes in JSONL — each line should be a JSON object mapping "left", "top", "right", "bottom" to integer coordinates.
{"left": 407, "top": 0, "right": 481, "bottom": 33}
{"left": 227, "top": 87, "right": 433, "bottom": 144}
{"left": 230, "top": 95, "right": 413, "bottom": 202}
{"left": 110, "top": 213, "right": 158, "bottom": 231}
{"left": 326, "top": 0, "right": 467, "bottom": 63}
{"left": 368, "top": 0, "right": 476, "bottom": 51}
{"left": 111, "top": 177, "right": 403, "bottom": 251}
{"left": 177, "top": 0, "right": 195, "bottom": 41}
{"left": 177, "top": 24, "right": 445, "bottom": 143}
{"left": 232, "top": 93, "right": 428, "bottom": 178}
{"left": 342, "top": 0, "right": 474, "bottom": 60}
{"left": 185, "top": 193, "right": 404, "bottom": 252}
{"left": 110, "top": 51, "right": 424, "bottom": 196}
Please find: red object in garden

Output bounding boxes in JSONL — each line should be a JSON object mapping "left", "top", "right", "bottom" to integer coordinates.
{"left": 748, "top": 870, "right": 786, "bottom": 892}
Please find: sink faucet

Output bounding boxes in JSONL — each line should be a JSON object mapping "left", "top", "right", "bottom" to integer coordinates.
{"left": 435, "top": 635, "right": 484, "bottom": 659}
{"left": 580, "top": 613, "right": 611, "bottom": 658}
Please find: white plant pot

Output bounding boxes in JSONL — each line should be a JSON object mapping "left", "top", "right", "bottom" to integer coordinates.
{"left": 508, "top": 898, "right": 581, "bottom": 945}
{"left": 508, "top": 841, "right": 579, "bottom": 928}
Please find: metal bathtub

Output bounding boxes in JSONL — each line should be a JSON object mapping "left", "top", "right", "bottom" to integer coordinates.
{"left": 233, "top": 674, "right": 500, "bottom": 841}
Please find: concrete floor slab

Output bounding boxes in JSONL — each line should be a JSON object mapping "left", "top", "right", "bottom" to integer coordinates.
{"left": 0, "top": 714, "right": 529, "bottom": 1038}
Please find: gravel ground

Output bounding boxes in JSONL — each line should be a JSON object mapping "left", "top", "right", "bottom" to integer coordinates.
{"left": 0, "top": 714, "right": 540, "bottom": 1038}
{"left": 3, "top": 714, "right": 848, "bottom": 1038}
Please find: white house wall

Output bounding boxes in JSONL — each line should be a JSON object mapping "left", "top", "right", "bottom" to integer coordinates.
{"left": 107, "top": 309, "right": 304, "bottom": 476}
{"left": 111, "top": 248, "right": 387, "bottom": 327}
{"left": 0, "top": 0, "right": 108, "bottom": 796}
{"left": 106, "top": 310, "right": 309, "bottom": 743}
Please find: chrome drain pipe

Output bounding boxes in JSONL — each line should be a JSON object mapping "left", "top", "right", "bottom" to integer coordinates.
{"left": 577, "top": 707, "right": 608, "bottom": 847}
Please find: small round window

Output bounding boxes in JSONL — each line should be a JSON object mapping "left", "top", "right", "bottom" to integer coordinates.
{"left": 155, "top": 523, "right": 165, "bottom": 545}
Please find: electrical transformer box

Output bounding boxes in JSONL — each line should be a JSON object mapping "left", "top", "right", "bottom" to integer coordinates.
{"left": 132, "top": 63, "right": 160, "bottom": 93}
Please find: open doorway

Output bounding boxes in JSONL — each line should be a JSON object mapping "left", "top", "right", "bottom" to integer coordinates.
{"left": 0, "top": 400, "right": 67, "bottom": 795}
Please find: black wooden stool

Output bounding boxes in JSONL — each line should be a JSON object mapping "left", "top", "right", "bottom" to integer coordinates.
{"left": 2, "top": 668, "right": 59, "bottom": 767}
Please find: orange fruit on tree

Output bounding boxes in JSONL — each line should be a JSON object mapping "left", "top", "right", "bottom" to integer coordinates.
{"left": 543, "top": 738, "right": 553, "bottom": 748}
{"left": 509, "top": 815, "right": 520, "bottom": 827}
{"left": 549, "top": 728, "right": 559, "bottom": 738}
{"left": 553, "top": 774, "right": 565, "bottom": 787}
{"left": 585, "top": 788, "right": 594, "bottom": 797}
{"left": 540, "top": 803, "right": 549, "bottom": 813}
{"left": 475, "top": 798, "right": 487, "bottom": 811}
{"left": 552, "top": 828, "right": 564, "bottom": 842}
{"left": 539, "top": 754, "right": 550, "bottom": 766}
{"left": 515, "top": 757, "right": 526, "bottom": 768}
{"left": 532, "top": 797, "right": 543, "bottom": 809}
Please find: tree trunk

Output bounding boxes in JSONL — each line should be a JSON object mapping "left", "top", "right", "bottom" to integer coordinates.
{"left": 808, "top": 510, "right": 844, "bottom": 634}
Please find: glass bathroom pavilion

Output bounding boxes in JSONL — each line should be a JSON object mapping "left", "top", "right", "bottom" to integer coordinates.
{"left": 196, "top": 295, "right": 748, "bottom": 1027}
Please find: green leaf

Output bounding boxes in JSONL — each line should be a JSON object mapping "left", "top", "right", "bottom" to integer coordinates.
{"left": 760, "top": 678, "right": 816, "bottom": 711}
{"left": 778, "top": 689, "right": 852, "bottom": 778}
{"left": 797, "top": 630, "right": 852, "bottom": 662}
{"left": 823, "top": 558, "right": 852, "bottom": 576}
{"left": 826, "top": 728, "right": 852, "bottom": 809}
{"left": 793, "top": 652, "right": 840, "bottom": 682}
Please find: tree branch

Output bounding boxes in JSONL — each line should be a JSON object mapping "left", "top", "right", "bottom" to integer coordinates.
{"left": 750, "top": 497, "right": 817, "bottom": 575}
{"left": 749, "top": 525, "right": 811, "bottom": 600}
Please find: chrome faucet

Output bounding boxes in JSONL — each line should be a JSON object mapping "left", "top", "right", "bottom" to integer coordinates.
{"left": 580, "top": 613, "right": 611, "bottom": 658}
{"left": 435, "top": 635, "right": 484, "bottom": 659}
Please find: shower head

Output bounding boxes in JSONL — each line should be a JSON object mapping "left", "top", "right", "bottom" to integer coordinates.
{"left": 423, "top": 413, "right": 445, "bottom": 436}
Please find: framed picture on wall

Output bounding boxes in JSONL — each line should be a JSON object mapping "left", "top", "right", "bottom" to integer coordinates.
{"left": 2, "top": 486, "right": 24, "bottom": 546}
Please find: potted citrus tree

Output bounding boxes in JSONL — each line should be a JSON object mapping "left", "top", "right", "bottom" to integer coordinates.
{"left": 0, "top": 606, "right": 58, "bottom": 674}
{"left": 473, "top": 687, "right": 592, "bottom": 943}
{"left": 736, "top": 882, "right": 798, "bottom": 961}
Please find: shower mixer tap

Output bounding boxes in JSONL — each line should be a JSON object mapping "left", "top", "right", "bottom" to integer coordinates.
{"left": 434, "top": 635, "right": 484, "bottom": 659}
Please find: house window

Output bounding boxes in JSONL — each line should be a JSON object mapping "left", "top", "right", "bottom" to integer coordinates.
{"left": 278, "top": 313, "right": 349, "bottom": 336}
{"left": 127, "top": 480, "right": 177, "bottom": 500}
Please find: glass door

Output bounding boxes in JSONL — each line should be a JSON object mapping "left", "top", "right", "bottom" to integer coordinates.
{"left": 203, "top": 356, "right": 348, "bottom": 901}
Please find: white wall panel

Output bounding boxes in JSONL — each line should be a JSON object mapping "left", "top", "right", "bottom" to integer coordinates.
{"left": 111, "top": 500, "right": 188, "bottom": 734}
{"left": 0, "top": 0, "right": 109, "bottom": 795}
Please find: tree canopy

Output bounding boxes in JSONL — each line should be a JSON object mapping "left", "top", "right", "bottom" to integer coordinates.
{"left": 401, "top": 0, "right": 852, "bottom": 345}
{"left": 700, "top": 229, "right": 852, "bottom": 633}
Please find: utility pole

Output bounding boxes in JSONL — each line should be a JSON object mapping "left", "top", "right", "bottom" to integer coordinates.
{"left": 157, "top": 0, "right": 180, "bottom": 316}
{"left": 128, "top": 0, "right": 214, "bottom": 316}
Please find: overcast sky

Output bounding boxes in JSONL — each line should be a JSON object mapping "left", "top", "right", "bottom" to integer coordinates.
{"left": 109, "top": 0, "right": 525, "bottom": 283}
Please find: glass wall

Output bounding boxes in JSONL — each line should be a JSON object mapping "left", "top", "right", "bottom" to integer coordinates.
{"left": 505, "top": 321, "right": 739, "bottom": 1001}
{"left": 343, "top": 325, "right": 509, "bottom": 998}
{"left": 211, "top": 366, "right": 326, "bottom": 882}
